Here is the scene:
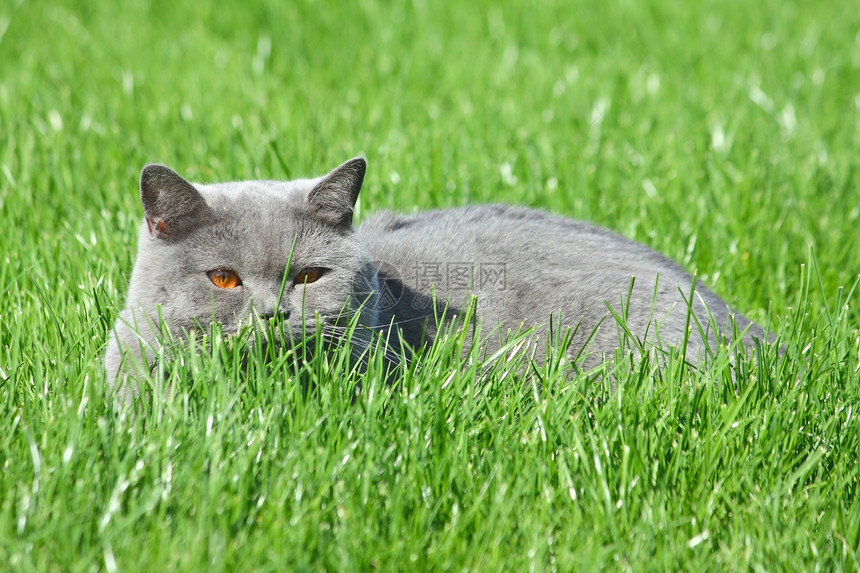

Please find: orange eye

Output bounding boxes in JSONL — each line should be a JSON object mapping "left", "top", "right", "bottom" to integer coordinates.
{"left": 293, "top": 267, "right": 323, "bottom": 285}
{"left": 207, "top": 269, "right": 242, "bottom": 289}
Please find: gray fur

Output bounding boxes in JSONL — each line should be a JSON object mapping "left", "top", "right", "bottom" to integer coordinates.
{"left": 106, "top": 158, "right": 769, "bottom": 399}
{"left": 362, "top": 205, "right": 767, "bottom": 369}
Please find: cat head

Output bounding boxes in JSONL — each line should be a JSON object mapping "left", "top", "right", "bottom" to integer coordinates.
{"left": 123, "top": 157, "right": 379, "bottom": 351}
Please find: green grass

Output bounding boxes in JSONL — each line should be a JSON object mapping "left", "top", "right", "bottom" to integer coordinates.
{"left": 1, "top": 0, "right": 859, "bottom": 570}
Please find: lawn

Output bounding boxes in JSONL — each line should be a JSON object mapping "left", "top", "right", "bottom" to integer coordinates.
{"left": 1, "top": 0, "right": 859, "bottom": 570}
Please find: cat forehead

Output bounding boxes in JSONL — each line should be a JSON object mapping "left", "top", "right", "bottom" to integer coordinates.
{"left": 196, "top": 178, "right": 317, "bottom": 203}
{"left": 193, "top": 178, "right": 321, "bottom": 220}
{"left": 187, "top": 178, "right": 342, "bottom": 241}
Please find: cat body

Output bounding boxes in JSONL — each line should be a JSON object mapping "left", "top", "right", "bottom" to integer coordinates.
{"left": 105, "top": 158, "right": 767, "bottom": 397}
{"left": 360, "top": 204, "right": 765, "bottom": 368}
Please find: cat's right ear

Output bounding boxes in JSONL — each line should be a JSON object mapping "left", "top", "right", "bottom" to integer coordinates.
{"left": 307, "top": 157, "right": 366, "bottom": 229}
{"left": 140, "top": 164, "right": 213, "bottom": 240}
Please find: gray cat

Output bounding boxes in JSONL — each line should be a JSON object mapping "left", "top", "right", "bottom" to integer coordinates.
{"left": 105, "top": 157, "right": 770, "bottom": 399}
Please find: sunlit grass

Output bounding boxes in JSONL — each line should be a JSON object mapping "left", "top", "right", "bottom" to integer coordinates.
{"left": 1, "top": 0, "right": 859, "bottom": 570}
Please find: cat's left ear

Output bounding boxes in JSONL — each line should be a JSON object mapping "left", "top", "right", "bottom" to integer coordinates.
{"left": 307, "top": 157, "right": 366, "bottom": 229}
{"left": 140, "top": 164, "right": 213, "bottom": 240}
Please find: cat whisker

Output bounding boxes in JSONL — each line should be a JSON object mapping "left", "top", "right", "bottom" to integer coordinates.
{"left": 317, "top": 324, "right": 413, "bottom": 371}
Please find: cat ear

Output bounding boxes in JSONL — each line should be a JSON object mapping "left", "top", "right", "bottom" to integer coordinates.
{"left": 140, "top": 164, "right": 213, "bottom": 240}
{"left": 307, "top": 157, "right": 366, "bottom": 229}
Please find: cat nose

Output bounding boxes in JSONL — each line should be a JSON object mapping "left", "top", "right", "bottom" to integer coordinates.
{"left": 261, "top": 309, "right": 291, "bottom": 322}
